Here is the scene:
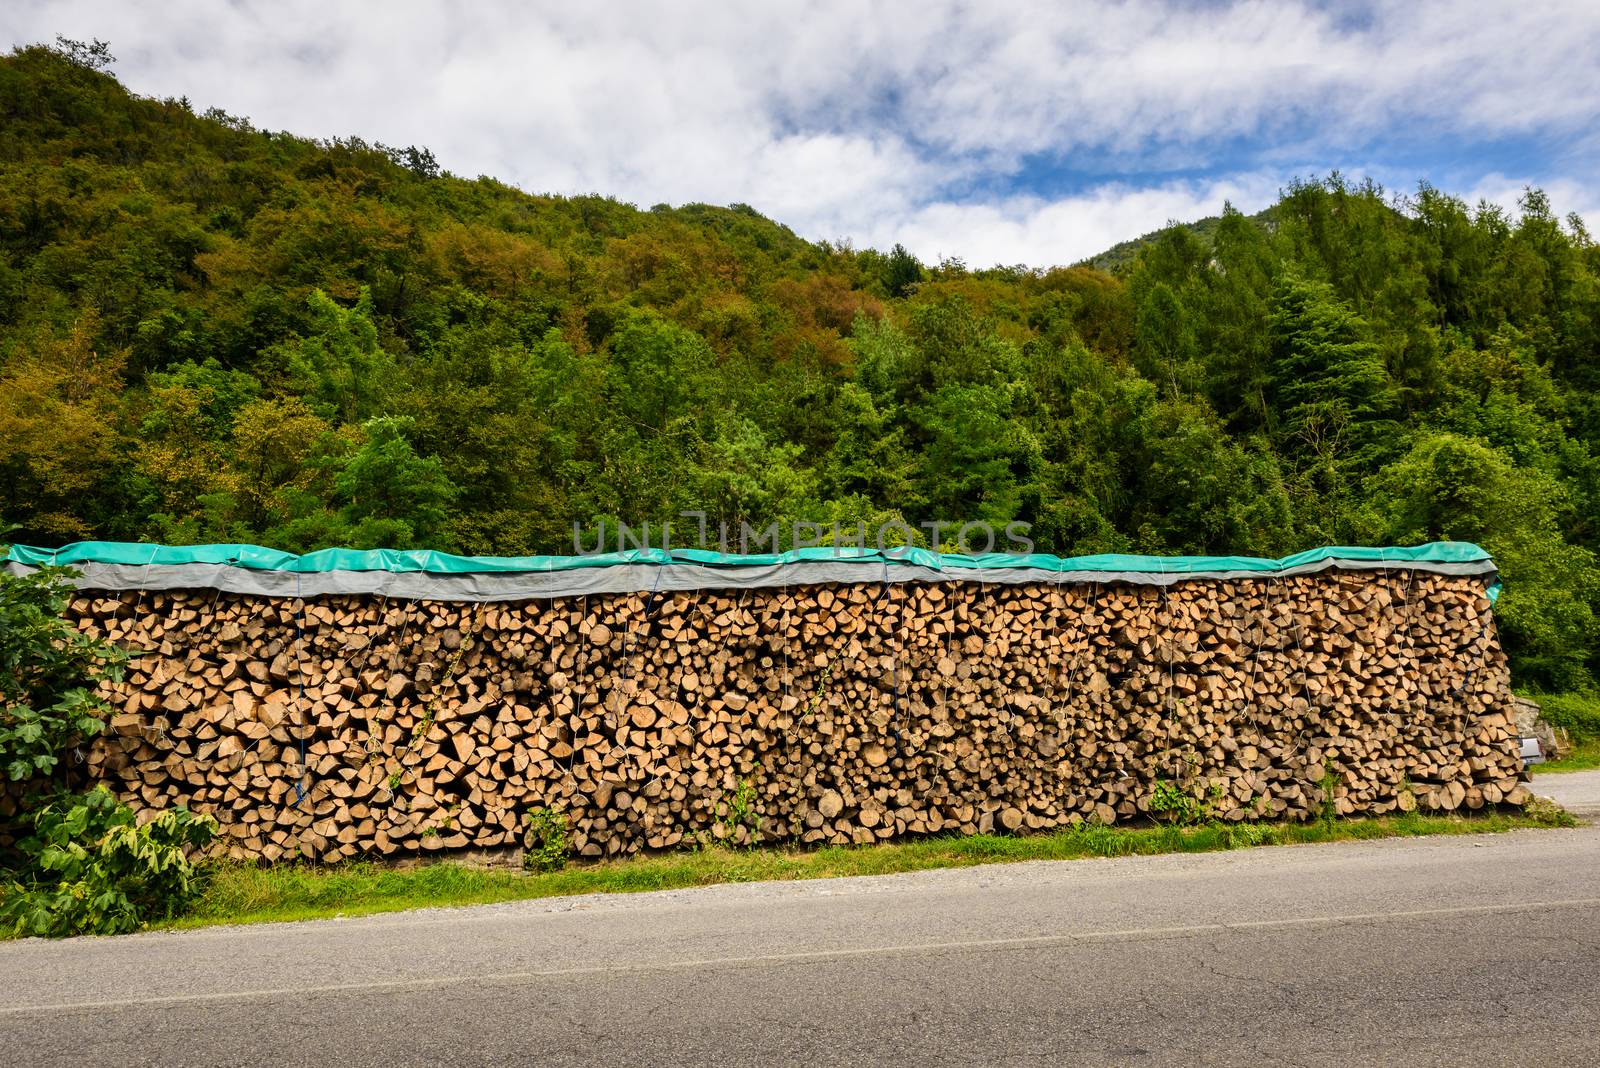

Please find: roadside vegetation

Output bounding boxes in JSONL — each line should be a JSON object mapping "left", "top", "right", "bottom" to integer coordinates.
{"left": 1526, "top": 691, "right": 1600, "bottom": 773}
{"left": 175, "top": 807, "right": 1575, "bottom": 931}
{"left": 1538, "top": 742, "right": 1600, "bottom": 772}
{"left": 0, "top": 550, "right": 216, "bottom": 937}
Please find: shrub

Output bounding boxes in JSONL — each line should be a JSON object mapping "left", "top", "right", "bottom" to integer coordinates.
{"left": 0, "top": 786, "right": 217, "bottom": 936}
{"left": 1149, "top": 777, "right": 1216, "bottom": 826}
{"left": 1, "top": 554, "right": 215, "bottom": 937}
{"left": 714, "top": 777, "right": 762, "bottom": 845}
{"left": 0, "top": 558, "right": 129, "bottom": 785}
{"left": 524, "top": 807, "right": 569, "bottom": 872}
{"left": 1528, "top": 693, "right": 1600, "bottom": 740}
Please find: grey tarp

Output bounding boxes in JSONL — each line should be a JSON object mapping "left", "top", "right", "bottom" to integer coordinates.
{"left": 4, "top": 541, "right": 1501, "bottom": 603}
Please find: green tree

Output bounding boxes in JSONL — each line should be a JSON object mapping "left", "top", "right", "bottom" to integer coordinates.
{"left": 1133, "top": 281, "right": 1200, "bottom": 398}
{"left": 284, "top": 287, "right": 395, "bottom": 423}
{"left": 605, "top": 309, "right": 716, "bottom": 434}
{"left": 818, "top": 382, "right": 921, "bottom": 513}
{"left": 0, "top": 316, "right": 131, "bottom": 542}
{"left": 333, "top": 417, "right": 459, "bottom": 549}
{"left": 914, "top": 381, "right": 1037, "bottom": 525}
{"left": 136, "top": 359, "right": 261, "bottom": 528}
{"left": 1125, "top": 400, "right": 1292, "bottom": 554}
{"left": 687, "top": 414, "right": 817, "bottom": 539}
{"left": 883, "top": 243, "right": 924, "bottom": 299}
{"left": 1197, "top": 203, "right": 1275, "bottom": 429}
{"left": 1267, "top": 273, "right": 1395, "bottom": 459}
{"left": 1375, "top": 433, "right": 1598, "bottom": 688}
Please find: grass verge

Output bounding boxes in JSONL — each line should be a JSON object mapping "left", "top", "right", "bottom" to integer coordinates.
{"left": 176, "top": 808, "right": 1576, "bottom": 931}
{"left": 1534, "top": 737, "right": 1600, "bottom": 774}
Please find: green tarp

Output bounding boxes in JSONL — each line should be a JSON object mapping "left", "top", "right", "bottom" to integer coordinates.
{"left": 4, "top": 539, "right": 1499, "bottom": 602}
{"left": 5, "top": 539, "right": 1493, "bottom": 576}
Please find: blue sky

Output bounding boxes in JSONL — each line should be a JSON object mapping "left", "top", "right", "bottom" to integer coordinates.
{"left": 6, "top": 0, "right": 1598, "bottom": 266}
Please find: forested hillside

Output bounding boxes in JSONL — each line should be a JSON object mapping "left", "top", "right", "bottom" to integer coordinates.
{"left": 2, "top": 42, "right": 1599, "bottom": 687}
{"left": 1078, "top": 205, "right": 1277, "bottom": 273}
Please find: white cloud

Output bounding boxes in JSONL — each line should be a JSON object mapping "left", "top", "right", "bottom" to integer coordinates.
{"left": 823, "top": 174, "right": 1286, "bottom": 267}
{"left": 1458, "top": 174, "right": 1600, "bottom": 234}
{"left": 3, "top": 0, "right": 1597, "bottom": 265}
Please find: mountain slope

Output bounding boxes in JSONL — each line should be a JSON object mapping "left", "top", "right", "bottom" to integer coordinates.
{"left": 2, "top": 40, "right": 1599, "bottom": 686}
{"left": 1081, "top": 205, "right": 1279, "bottom": 272}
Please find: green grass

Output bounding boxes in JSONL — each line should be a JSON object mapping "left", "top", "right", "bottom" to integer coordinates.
{"left": 175, "top": 809, "right": 1576, "bottom": 931}
{"left": 1534, "top": 737, "right": 1600, "bottom": 774}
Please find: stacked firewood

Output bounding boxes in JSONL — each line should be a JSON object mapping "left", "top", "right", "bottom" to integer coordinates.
{"left": 63, "top": 569, "right": 1526, "bottom": 863}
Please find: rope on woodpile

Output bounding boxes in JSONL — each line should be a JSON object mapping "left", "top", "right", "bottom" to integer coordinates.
{"left": 610, "top": 565, "right": 666, "bottom": 733}
{"left": 879, "top": 558, "right": 905, "bottom": 754}
{"left": 1156, "top": 555, "right": 1178, "bottom": 780}
{"left": 290, "top": 573, "right": 308, "bottom": 808}
{"left": 567, "top": 594, "right": 588, "bottom": 775}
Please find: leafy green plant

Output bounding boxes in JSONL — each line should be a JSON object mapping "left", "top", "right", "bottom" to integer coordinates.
{"left": 714, "top": 777, "right": 762, "bottom": 845}
{"left": 1522, "top": 795, "right": 1578, "bottom": 827}
{"left": 1150, "top": 746, "right": 1213, "bottom": 826}
{"left": 1524, "top": 692, "right": 1600, "bottom": 741}
{"left": 1150, "top": 778, "right": 1207, "bottom": 825}
{"left": 0, "top": 554, "right": 223, "bottom": 938}
{"left": 0, "top": 785, "right": 217, "bottom": 936}
{"left": 524, "top": 806, "right": 570, "bottom": 872}
{"left": 801, "top": 661, "right": 834, "bottom": 721}
{"left": 0, "top": 691, "right": 110, "bottom": 784}
{"left": 1320, "top": 760, "right": 1341, "bottom": 826}
{"left": 0, "top": 559, "right": 130, "bottom": 785}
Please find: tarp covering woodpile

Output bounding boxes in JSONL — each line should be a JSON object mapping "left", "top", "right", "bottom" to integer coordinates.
{"left": 4, "top": 540, "right": 1500, "bottom": 601}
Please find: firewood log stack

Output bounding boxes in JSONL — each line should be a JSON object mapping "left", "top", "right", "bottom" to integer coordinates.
{"left": 60, "top": 568, "right": 1525, "bottom": 863}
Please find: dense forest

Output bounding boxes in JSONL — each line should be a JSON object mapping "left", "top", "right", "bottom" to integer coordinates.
{"left": 2, "top": 41, "right": 1598, "bottom": 688}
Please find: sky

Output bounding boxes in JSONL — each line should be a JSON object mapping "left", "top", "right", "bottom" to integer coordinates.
{"left": 5, "top": 0, "right": 1599, "bottom": 267}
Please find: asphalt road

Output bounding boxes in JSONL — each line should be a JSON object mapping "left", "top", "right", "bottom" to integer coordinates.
{"left": 1537, "top": 767, "right": 1600, "bottom": 815}
{"left": 3, "top": 818, "right": 1598, "bottom": 1067}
